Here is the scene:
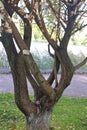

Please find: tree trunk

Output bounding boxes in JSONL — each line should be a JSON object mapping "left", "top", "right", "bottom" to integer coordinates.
{"left": 26, "top": 111, "right": 52, "bottom": 130}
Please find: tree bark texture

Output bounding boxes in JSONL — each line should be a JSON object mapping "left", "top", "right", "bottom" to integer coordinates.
{"left": 26, "top": 111, "right": 52, "bottom": 130}
{"left": 0, "top": 1, "right": 87, "bottom": 130}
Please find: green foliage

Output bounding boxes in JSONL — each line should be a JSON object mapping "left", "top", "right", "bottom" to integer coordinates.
{"left": 32, "top": 50, "right": 87, "bottom": 71}
{"left": 32, "top": 51, "right": 54, "bottom": 70}
{"left": 69, "top": 51, "right": 87, "bottom": 70}
{"left": 0, "top": 48, "right": 87, "bottom": 71}
{"left": 0, "top": 93, "right": 87, "bottom": 130}
{"left": 32, "top": 24, "right": 46, "bottom": 41}
{"left": 71, "top": 32, "right": 87, "bottom": 46}
{"left": 81, "top": 37, "right": 87, "bottom": 46}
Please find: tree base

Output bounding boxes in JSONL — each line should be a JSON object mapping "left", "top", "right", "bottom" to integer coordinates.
{"left": 26, "top": 111, "right": 52, "bottom": 130}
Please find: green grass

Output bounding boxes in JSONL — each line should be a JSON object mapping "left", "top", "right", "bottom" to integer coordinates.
{"left": 50, "top": 97, "right": 87, "bottom": 130}
{"left": 0, "top": 93, "right": 87, "bottom": 130}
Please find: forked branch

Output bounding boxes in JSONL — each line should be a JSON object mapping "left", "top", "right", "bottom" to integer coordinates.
{"left": 0, "top": 7, "right": 56, "bottom": 100}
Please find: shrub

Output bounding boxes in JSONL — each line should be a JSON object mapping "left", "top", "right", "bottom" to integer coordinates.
{"left": 0, "top": 50, "right": 9, "bottom": 68}
{"left": 0, "top": 49, "right": 87, "bottom": 71}
{"left": 69, "top": 51, "right": 87, "bottom": 70}
{"left": 32, "top": 51, "right": 54, "bottom": 70}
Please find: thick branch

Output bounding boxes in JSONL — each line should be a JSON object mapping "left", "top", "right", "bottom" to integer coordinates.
{"left": 15, "top": 53, "right": 36, "bottom": 115}
{"left": 0, "top": 7, "right": 56, "bottom": 100}
{"left": 1, "top": 30, "right": 17, "bottom": 67}
{"left": 6, "top": 2, "right": 32, "bottom": 49}
{"left": 74, "top": 57, "right": 87, "bottom": 71}
{"left": 24, "top": 54, "right": 56, "bottom": 100}
{"left": 6, "top": 2, "right": 28, "bottom": 20}
{"left": 0, "top": 7, "right": 28, "bottom": 50}
{"left": 25, "top": 66, "right": 39, "bottom": 91}
{"left": 24, "top": 21, "right": 32, "bottom": 50}
{"left": 54, "top": 49, "right": 74, "bottom": 100}
{"left": 24, "top": 59, "right": 44, "bottom": 101}
{"left": 2, "top": 0, "right": 19, "bottom": 16}
{"left": 60, "top": 16, "right": 76, "bottom": 49}
{"left": 1, "top": 30, "right": 36, "bottom": 115}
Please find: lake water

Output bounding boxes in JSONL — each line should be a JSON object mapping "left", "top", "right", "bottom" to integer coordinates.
{"left": 31, "top": 42, "right": 87, "bottom": 56}
{"left": 0, "top": 41, "right": 87, "bottom": 56}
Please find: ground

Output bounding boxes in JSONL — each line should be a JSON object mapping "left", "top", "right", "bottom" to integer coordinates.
{"left": 0, "top": 73, "right": 87, "bottom": 97}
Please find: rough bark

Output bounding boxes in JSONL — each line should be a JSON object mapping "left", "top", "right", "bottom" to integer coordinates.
{"left": 26, "top": 110, "right": 52, "bottom": 130}
{"left": 0, "top": 1, "right": 87, "bottom": 130}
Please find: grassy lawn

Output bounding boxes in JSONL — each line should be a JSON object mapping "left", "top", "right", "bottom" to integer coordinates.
{"left": 0, "top": 93, "right": 87, "bottom": 130}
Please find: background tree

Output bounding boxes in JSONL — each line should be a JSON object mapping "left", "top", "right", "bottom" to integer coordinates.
{"left": 0, "top": 0, "right": 87, "bottom": 130}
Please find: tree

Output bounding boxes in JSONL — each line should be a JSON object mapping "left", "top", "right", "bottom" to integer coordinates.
{"left": 0, "top": 0, "right": 87, "bottom": 130}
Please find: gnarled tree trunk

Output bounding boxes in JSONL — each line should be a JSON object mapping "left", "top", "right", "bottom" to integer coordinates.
{"left": 26, "top": 111, "right": 52, "bottom": 130}
{"left": 0, "top": 1, "right": 87, "bottom": 130}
